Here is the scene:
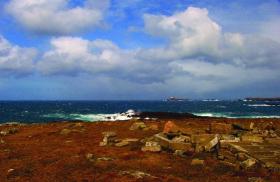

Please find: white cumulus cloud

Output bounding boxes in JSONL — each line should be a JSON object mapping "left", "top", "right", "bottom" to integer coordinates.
{"left": 0, "top": 36, "right": 37, "bottom": 76}
{"left": 5, "top": 0, "right": 110, "bottom": 34}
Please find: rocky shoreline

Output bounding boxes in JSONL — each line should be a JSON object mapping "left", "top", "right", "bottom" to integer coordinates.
{"left": 0, "top": 116, "right": 280, "bottom": 181}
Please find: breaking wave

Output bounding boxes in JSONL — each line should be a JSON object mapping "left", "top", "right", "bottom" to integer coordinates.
{"left": 192, "top": 112, "right": 280, "bottom": 118}
{"left": 43, "top": 110, "right": 136, "bottom": 122}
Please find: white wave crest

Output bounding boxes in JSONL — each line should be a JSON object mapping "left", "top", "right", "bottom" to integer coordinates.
{"left": 43, "top": 110, "right": 136, "bottom": 122}
{"left": 247, "top": 104, "right": 278, "bottom": 107}
{"left": 192, "top": 112, "right": 280, "bottom": 118}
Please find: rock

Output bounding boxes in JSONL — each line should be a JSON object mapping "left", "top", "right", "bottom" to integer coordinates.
{"left": 119, "top": 170, "right": 154, "bottom": 179}
{"left": 60, "top": 129, "right": 72, "bottom": 135}
{"left": 248, "top": 177, "right": 265, "bottom": 182}
{"left": 97, "top": 157, "right": 113, "bottom": 161}
{"left": 170, "top": 142, "right": 193, "bottom": 152}
{"left": 220, "top": 135, "right": 240, "bottom": 145}
{"left": 115, "top": 141, "right": 130, "bottom": 147}
{"left": 171, "top": 135, "right": 190, "bottom": 143}
{"left": 204, "top": 135, "right": 219, "bottom": 152}
{"left": 163, "top": 121, "right": 180, "bottom": 134}
{"left": 0, "top": 128, "right": 19, "bottom": 136}
{"left": 154, "top": 133, "right": 171, "bottom": 149}
{"left": 191, "top": 159, "right": 204, "bottom": 166}
{"left": 233, "top": 122, "right": 254, "bottom": 131}
{"left": 99, "top": 131, "right": 117, "bottom": 146}
{"left": 174, "top": 150, "right": 185, "bottom": 157}
{"left": 217, "top": 155, "right": 225, "bottom": 160}
{"left": 236, "top": 152, "right": 250, "bottom": 161}
{"left": 86, "top": 153, "right": 95, "bottom": 162}
{"left": 141, "top": 141, "right": 161, "bottom": 152}
{"left": 102, "top": 131, "right": 117, "bottom": 138}
{"left": 241, "top": 135, "right": 264, "bottom": 143}
{"left": 191, "top": 134, "right": 216, "bottom": 144}
{"left": 129, "top": 122, "right": 147, "bottom": 130}
{"left": 241, "top": 158, "right": 257, "bottom": 169}
{"left": 210, "top": 123, "right": 233, "bottom": 134}
{"left": 122, "top": 138, "right": 139, "bottom": 143}
{"left": 191, "top": 134, "right": 219, "bottom": 152}
{"left": 0, "top": 139, "right": 5, "bottom": 144}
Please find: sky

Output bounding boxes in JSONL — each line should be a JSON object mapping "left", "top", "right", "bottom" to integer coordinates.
{"left": 0, "top": 0, "right": 280, "bottom": 100}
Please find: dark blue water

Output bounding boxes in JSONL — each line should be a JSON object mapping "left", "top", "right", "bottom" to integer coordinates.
{"left": 0, "top": 100, "right": 279, "bottom": 123}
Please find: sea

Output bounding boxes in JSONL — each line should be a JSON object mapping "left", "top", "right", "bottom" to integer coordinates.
{"left": 0, "top": 100, "right": 280, "bottom": 123}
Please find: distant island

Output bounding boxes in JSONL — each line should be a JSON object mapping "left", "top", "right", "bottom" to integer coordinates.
{"left": 166, "top": 96, "right": 189, "bottom": 101}
{"left": 242, "top": 97, "right": 280, "bottom": 102}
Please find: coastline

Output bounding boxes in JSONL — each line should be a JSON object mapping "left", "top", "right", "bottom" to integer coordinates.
{"left": 1, "top": 115, "right": 280, "bottom": 181}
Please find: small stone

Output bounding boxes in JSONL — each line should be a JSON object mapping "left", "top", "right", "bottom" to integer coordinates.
{"left": 86, "top": 153, "right": 95, "bottom": 162}
{"left": 241, "top": 158, "right": 257, "bottom": 169}
{"left": 217, "top": 155, "right": 225, "bottom": 160}
{"left": 141, "top": 141, "right": 161, "bottom": 152}
{"left": 174, "top": 150, "right": 185, "bottom": 157}
{"left": 191, "top": 159, "right": 204, "bottom": 166}
{"left": 119, "top": 170, "right": 153, "bottom": 179}
{"left": 129, "top": 122, "right": 147, "bottom": 130}
{"left": 60, "top": 129, "right": 72, "bottom": 135}
{"left": 97, "top": 157, "right": 113, "bottom": 161}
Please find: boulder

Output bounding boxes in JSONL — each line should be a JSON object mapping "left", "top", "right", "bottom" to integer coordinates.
{"left": 141, "top": 141, "right": 161, "bottom": 152}
{"left": 171, "top": 135, "right": 190, "bottom": 143}
{"left": 191, "top": 134, "right": 216, "bottom": 144}
{"left": 210, "top": 123, "right": 233, "bottom": 134}
{"left": 129, "top": 122, "right": 147, "bottom": 130}
{"left": 163, "top": 121, "right": 180, "bottom": 134}
{"left": 191, "top": 134, "right": 219, "bottom": 152}
{"left": 241, "top": 135, "right": 264, "bottom": 143}
{"left": 191, "top": 159, "right": 204, "bottom": 166}
{"left": 154, "top": 133, "right": 171, "bottom": 149}
{"left": 169, "top": 142, "right": 193, "bottom": 152}
{"left": 233, "top": 122, "right": 254, "bottom": 131}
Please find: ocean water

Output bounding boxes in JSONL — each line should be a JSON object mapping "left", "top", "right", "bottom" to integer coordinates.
{"left": 0, "top": 100, "right": 279, "bottom": 123}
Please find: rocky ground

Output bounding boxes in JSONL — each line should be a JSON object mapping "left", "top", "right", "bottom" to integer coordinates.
{"left": 0, "top": 117, "right": 280, "bottom": 182}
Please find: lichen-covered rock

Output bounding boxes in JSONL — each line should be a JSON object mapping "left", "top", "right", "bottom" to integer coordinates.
{"left": 141, "top": 141, "right": 161, "bottom": 152}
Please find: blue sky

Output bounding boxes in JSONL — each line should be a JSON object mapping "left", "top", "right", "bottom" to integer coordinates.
{"left": 0, "top": 0, "right": 279, "bottom": 100}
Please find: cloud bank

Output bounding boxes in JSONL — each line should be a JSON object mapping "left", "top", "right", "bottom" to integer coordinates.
{"left": 5, "top": 0, "right": 110, "bottom": 34}
{"left": 2, "top": 5, "right": 280, "bottom": 96}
